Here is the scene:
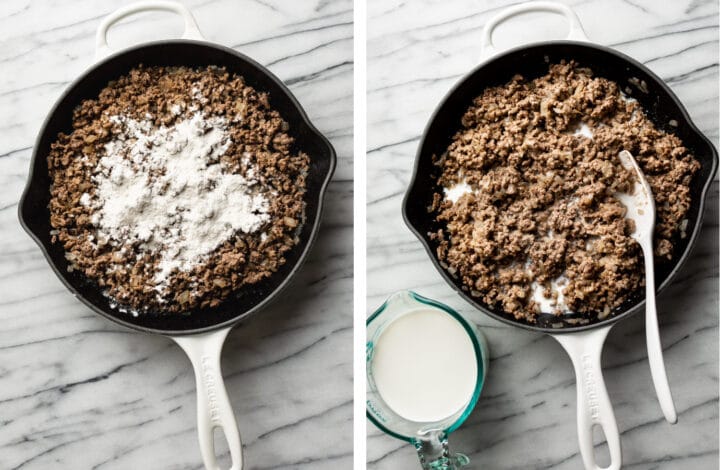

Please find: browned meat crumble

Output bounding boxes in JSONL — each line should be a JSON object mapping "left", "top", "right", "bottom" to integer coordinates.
{"left": 48, "top": 65, "right": 309, "bottom": 314}
{"left": 431, "top": 61, "right": 699, "bottom": 321}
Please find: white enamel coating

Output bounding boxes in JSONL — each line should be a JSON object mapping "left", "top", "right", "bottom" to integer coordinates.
{"left": 553, "top": 327, "right": 621, "bottom": 470}
{"left": 480, "top": 1, "right": 588, "bottom": 60}
{"left": 174, "top": 329, "right": 242, "bottom": 470}
{"left": 94, "top": 4, "right": 244, "bottom": 469}
{"left": 95, "top": 0, "right": 204, "bottom": 61}
{"left": 618, "top": 150, "right": 678, "bottom": 424}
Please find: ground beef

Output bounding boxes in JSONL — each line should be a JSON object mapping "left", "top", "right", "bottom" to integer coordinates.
{"left": 48, "top": 65, "right": 309, "bottom": 314}
{"left": 431, "top": 61, "right": 700, "bottom": 322}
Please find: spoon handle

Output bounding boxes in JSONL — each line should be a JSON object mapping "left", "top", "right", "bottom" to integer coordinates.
{"left": 642, "top": 240, "right": 678, "bottom": 424}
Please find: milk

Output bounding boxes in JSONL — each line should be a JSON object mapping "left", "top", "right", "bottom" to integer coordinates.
{"left": 573, "top": 122, "right": 593, "bottom": 139}
{"left": 371, "top": 309, "right": 478, "bottom": 423}
{"left": 530, "top": 276, "right": 571, "bottom": 314}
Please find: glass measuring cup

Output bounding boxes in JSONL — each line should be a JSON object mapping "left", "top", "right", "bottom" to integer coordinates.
{"left": 367, "top": 291, "right": 489, "bottom": 469}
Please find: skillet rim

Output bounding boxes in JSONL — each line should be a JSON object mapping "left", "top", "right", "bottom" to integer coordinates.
{"left": 18, "top": 39, "right": 337, "bottom": 336}
{"left": 402, "top": 40, "right": 718, "bottom": 334}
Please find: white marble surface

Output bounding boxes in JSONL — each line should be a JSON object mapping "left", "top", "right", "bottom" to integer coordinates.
{"left": 0, "top": 1, "right": 352, "bottom": 469}
{"left": 367, "top": 0, "right": 718, "bottom": 468}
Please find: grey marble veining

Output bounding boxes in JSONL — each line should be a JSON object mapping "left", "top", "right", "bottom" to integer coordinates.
{"left": 367, "top": 0, "right": 718, "bottom": 468}
{"left": 0, "top": 1, "right": 352, "bottom": 469}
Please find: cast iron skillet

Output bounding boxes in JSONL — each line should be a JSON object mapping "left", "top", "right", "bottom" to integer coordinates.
{"left": 402, "top": 3, "right": 717, "bottom": 470}
{"left": 18, "top": 3, "right": 335, "bottom": 470}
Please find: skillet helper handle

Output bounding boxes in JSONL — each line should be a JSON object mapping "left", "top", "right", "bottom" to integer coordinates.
{"left": 640, "top": 235, "right": 678, "bottom": 424}
{"left": 173, "top": 328, "right": 243, "bottom": 470}
{"left": 480, "top": 1, "right": 588, "bottom": 61}
{"left": 95, "top": 0, "right": 204, "bottom": 61}
{"left": 553, "top": 326, "right": 621, "bottom": 470}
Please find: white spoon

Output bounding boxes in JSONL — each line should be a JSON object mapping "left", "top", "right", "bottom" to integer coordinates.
{"left": 617, "top": 150, "right": 678, "bottom": 424}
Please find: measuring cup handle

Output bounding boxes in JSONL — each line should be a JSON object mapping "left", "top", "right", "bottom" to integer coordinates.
{"left": 553, "top": 326, "right": 622, "bottom": 470}
{"left": 95, "top": 0, "right": 204, "bottom": 61}
{"left": 173, "top": 328, "right": 243, "bottom": 470}
{"left": 414, "top": 432, "right": 470, "bottom": 470}
{"left": 480, "top": 1, "right": 588, "bottom": 61}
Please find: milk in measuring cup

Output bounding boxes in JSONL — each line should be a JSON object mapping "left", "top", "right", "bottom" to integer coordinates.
{"left": 372, "top": 309, "right": 478, "bottom": 423}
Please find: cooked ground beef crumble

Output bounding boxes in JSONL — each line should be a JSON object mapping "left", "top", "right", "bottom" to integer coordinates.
{"left": 48, "top": 65, "right": 309, "bottom": 314}
{"left": 431, "top": 61, "right": 699, "bottom": 321}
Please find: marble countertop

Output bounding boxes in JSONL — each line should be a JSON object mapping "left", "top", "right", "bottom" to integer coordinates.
{"left": 367, "top": 0, "right": 718, "bottom": 468}
{"left": 0, "top": 1, "right": 352, "bottom": 469}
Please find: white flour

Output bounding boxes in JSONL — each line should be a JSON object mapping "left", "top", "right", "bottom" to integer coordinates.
{"left": 444, "top": 179, "right": 473, "bottom": 203}
{"left": 81, "top": 110, "right": 271, "bottom": 294}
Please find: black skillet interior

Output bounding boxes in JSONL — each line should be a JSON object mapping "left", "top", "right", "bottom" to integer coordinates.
{"left": 403, "top": 42, "right": 718, "bottom": 333}
{"left": 19, "top": 41, "right": 336, "bottom": 335}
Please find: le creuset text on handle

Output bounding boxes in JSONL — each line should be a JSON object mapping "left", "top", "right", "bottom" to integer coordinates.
{"left": 554, "top": 327, "right": 622, "bottom": 470}
{"left": 174, "top": 329, "right": 242, "bottom": 470}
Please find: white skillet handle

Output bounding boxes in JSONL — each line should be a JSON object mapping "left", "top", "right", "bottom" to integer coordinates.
{"left": 641, "top": 235, "right": 678, "bottom": 423}
{"left": 173, "top": 328, "right": 243, "bottom": 470}
{"left": 553, "top": 326, "right": 621, "bottom": 470}
{"left": 95, "top": 0, "right": 204, "bottom": 61}
{"left": 480, "top": 1, "right": 588, "bottom": 61}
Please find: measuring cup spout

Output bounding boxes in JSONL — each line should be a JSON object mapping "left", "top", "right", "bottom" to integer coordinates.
{"left": 380, "top": 290, "right": 424, "bottom": 315}
{"left": 413, "top": 430, "right": 470, "bottom": 470}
